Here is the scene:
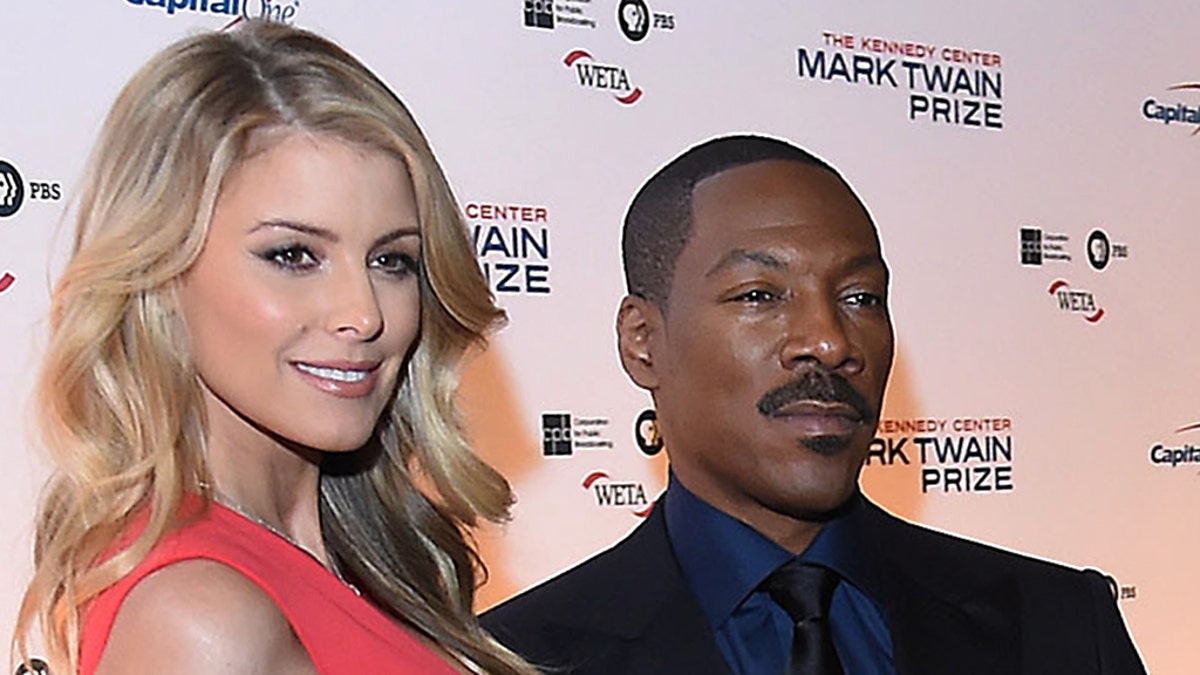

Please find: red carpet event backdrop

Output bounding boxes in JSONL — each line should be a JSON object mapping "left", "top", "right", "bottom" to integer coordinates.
{"left": 1, "top": 2, "right": 1196, "bottom": 672}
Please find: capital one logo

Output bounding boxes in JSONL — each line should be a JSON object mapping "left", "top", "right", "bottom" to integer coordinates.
{"left": 1141, "top": 82, "right": 1200, "bottom": 135}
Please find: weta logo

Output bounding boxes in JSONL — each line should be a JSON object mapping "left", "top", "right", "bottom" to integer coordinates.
{"left": 563, "top": 50, "right": 644, "bottom": 105}
{"left": 1047, "top": 279, "right": 1104, "bottom": 323}
{"left": 581, "top": 471, "right": 653, "bottom": 517}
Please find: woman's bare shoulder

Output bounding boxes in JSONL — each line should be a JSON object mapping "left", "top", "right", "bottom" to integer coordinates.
{"left": 94, "top": 558, "right": 317, "bottom": 674}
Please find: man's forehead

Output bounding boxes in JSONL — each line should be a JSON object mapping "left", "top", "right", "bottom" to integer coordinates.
{"left": 688, "top": 162, "right": 876, "bottom": 242}
{"left": 691, "top": 159, "right": 839, "bottom": 201}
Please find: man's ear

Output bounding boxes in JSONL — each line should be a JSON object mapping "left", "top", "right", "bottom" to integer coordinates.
{"left": 616, "top": 294, "right": 663, "bottom": 391}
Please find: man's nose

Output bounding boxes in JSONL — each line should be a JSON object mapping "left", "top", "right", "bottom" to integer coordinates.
{"left": 777, "top": 296, "right": 859, "bottom": 373}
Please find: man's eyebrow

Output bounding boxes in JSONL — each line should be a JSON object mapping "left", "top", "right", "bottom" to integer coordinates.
{"left": 844, "top": 253, "right": 889, "bottom": 276}
{"left": 705, "top": 249, "right": 890, "bottom": 279}
{"left": 705, "top": 249, "right": 787, "bottom": 278}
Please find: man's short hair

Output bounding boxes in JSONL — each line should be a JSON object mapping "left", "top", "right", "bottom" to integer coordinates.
{"left": 622, "top": 134, "right": 841, "bottom": 308}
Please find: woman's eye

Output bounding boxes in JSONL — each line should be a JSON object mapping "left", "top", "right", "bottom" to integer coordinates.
{"left": 259, "top": 244, "right": 318, "bottom": 271}
{"left": 371, "top": 251, "right": 419, "bottom": 277}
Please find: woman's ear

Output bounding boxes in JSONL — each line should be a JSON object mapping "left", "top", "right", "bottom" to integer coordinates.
{"left": 615, "top": 295, "right": 662, "bottom": 391}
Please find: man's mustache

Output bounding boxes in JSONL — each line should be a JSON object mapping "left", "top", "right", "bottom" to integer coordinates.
{"left": 756, "top": 369, "right": 876, "bottom": 423}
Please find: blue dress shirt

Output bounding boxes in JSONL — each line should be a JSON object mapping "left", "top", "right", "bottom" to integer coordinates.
{"left": 664, "top": 476, "right": 895, "bottom": 675}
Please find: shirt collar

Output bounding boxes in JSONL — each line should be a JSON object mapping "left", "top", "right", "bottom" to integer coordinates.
{"left": 664, "top": 474, "right": 880, "bottom": 630}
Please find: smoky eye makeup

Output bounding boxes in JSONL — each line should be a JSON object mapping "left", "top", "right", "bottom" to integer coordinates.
{"left": 255, "top": 242, "right": 322, "bottom": 272}
{"left": 369, "top": 248, "right": 420, "bottom": 277}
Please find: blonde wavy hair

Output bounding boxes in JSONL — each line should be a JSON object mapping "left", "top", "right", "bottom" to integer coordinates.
{"left": 14, "top": 20, "right": 533, "bottom": 675}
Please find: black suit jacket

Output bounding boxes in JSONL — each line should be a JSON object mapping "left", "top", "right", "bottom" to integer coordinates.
{"left": 483, "top": 495, "right": 1146, "bottom": 674}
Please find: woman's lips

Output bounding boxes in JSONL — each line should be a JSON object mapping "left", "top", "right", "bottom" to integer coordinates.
{"left": 291, "top": 360, "right": 381, "bottom": 399}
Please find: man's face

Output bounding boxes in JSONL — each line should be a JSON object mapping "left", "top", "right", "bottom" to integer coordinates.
{"left": 620, "top": 160, "right": 893, "bottom": 540}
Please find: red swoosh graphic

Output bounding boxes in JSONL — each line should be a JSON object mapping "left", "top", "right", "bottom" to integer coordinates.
{"left": 615, "top": 87, "right": 643, "bottom": 105}
{"left": 581, "top": 471, "right": 609, "bottom": 489}
{"left": 1177, "top": 422, "right": 1200, "bottom": 434}
{"left": 1047, "top": 279, "right": 1069, "bottom": 294}
{"left": 222, "top": 15, "right": 244, "bottom": 30}
{"left": 0, "top": 272, "right": 14, "bottom": 293}
{"left": 1084, "top": 308, "right": 1105, "bottom": 323}
{"left": 1167, "top": 83, "right": 1200, "bottom": 134}
{"left": 563, "top": 50, "right": 592, "bottom": 67}
{"left": 632, "top": 504, "right": 655, "bottom": 518}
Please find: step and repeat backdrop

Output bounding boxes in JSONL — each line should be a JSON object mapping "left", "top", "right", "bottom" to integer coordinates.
{"left": 1, "top": 2, "right": 1196, "bottom": 672}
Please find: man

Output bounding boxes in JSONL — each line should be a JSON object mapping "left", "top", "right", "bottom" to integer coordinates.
{"left": 482, "top": 135, "right": 1145, "bottom": 674}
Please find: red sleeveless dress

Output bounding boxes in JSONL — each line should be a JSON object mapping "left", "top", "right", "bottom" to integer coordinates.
{"left": 79, "top": 500, "right": 459, "bottom": 674}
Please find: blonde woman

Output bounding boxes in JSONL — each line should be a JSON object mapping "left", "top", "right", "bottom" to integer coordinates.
{"left": 14, "top": 21, "right": 535, "bottom": 675}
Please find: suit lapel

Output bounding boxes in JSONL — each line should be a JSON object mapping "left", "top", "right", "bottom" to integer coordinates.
{"left": 550, "top": 503, "right": 733, "bottom": 675}
{"left": 884, "top": 566, "right": 1020, "bottom": 675}
{"left": 857, "top": 501, "right": 1022, "bottom": 675}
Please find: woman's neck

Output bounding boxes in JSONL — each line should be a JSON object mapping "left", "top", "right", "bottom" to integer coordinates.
{"left": 201, "top": 397, "right": 328, "bottom": 564}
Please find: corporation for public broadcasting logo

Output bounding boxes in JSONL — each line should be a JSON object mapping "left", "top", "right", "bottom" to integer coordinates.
{"left": 1019, "top": 226, "right": 1070, "bottom": 266}
{"left": 541, "top": 412, "right": 613, "bottom": 456}
{"left": 523, "top": 0, "right": 597, "bottom": 31}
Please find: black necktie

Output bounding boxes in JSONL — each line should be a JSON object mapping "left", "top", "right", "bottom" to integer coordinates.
{"left": 760, "top": 560, "right": 845, "bottom": 675}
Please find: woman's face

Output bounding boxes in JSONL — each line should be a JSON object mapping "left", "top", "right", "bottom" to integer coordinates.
{"left": 177, "top": 130, "right": 422, "bottom": 454}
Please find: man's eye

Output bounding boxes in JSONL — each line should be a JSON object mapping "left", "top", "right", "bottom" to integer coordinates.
{"left": 733, "top": 289, "right": 778, "bottom": 303}
{"left": 845, "top": 292, "right": 884, "bottom": 308}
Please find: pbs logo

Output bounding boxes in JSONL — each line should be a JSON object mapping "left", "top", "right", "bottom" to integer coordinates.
{"left": 0, "top": 160, "right": 25, "bottom": 218}
{"left": 15, "top": 659, "right": 50, "bottom": 675}
{"left": 0, "top": 159, "right": 62, "bottom": 219}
